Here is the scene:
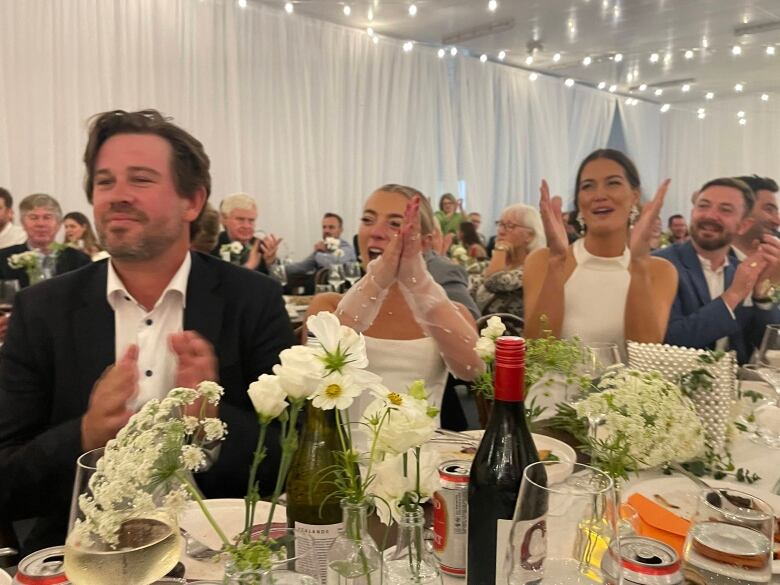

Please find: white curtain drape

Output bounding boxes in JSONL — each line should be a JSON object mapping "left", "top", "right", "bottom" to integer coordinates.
{"left": 617, "top": 99, "right": 662, "bottom": 207}
{"left": 1, "top": 0, "right": 777, "bottom": 255}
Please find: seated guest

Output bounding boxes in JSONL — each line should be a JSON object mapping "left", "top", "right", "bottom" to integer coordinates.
{"left": 471, "top": 203, "right": 544, "bottom": 318}
{"left": 654, "top": 177, "right": 780, "bottom": 364}
{"left": 63, "top": 211, "right": 104, "bottom": 258}
{"left": 425, "top": 223, "right": 480, "bottom": 320}
{"left": 191, "top": 203, "right": 221, "bottom": 254}
{"left": 0, "top": 109, "right": 295, "bottom": 554}
{"left": 731, "top": 175, "right": 779, "bottom": 259}
{"left": 435, "top": 192, "right": 467, "bottom": 236}
{"left": 648, "top": 216, "right": 668, "bottom": 250}
{"left": 210, "top": 192, "right": 282, "bottom": 273}
{"left": 0, "top": 188, "right": 26, "bottom": 249}
{"left": 468, "top": 211, "right": 487, "bottom": 246}
{"left": 458, "top": 221, "right": 488, "bottom": 260}
{"left": 0, "top": 193, "right": 91, "bottom": 286}
{"left": 284, "top": 212, "right": 356, "bottom": 277}
{"left": 667, "top": 213, "right": 689, "bottom": 244}
{"left": 306, "top": 184, "right": 483, "bottom": 422}
{"left": 525, "top": 149, "right": 678, "bottom": 347}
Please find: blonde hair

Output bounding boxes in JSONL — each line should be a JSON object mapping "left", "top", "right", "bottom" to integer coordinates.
{"left": 220, "top": 192, "right": 256, "bottom": 215}
{"left": 374, "top": 184, "right": 435, "bottom": 236}
{"left": 502, "top": 203, "right": 546, "bottom": 252}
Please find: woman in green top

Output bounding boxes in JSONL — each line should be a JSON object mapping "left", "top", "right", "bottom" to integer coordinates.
{"left": 434, "top": 193, "right": 467, "bottom": 235}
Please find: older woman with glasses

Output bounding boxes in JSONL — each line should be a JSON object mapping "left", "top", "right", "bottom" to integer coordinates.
{"left": 470, "top": 203, "right": 545, "bottom": 317}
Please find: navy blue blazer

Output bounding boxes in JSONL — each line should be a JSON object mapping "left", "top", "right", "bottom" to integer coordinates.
{"left": 653, "top": 241, "right": 780, "bottom": 364}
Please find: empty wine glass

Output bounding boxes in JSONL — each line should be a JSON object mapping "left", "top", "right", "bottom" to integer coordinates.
{"left": 270, "top": 263, "right": 288, "bottom": 287}
{"left": 505, "top": 461, "right": 620, "bottom": 584}
{"left": 327, "top": 264, "right": 345, "bottom": 293}
{"left": 579, "top": 343, "right": 623, "bottom": 440}
{"left": 342, "top": 262, "right": 362, "bottom": 287}
{"left": 682, "top": 487, "right": 774, "bottom": 584}
{"left": 741, "top": 363, "right": 780, "bottom": 448}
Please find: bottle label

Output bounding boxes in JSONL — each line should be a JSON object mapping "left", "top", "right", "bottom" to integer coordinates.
{"left": 294, "top": 521, "right": 342, "bottom": 585}
{"left": 494, "top": 366, "right": 524, "bottom": 402}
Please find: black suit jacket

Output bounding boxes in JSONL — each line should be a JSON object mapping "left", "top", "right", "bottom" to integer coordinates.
{"left": 0, "top": 252, "right": 296, "bottom": 553}
{"left": 210, "top": 231, "right": 269, "bottom": 275}
{"left": 0, "top": 243, "right": 91, "bottom": 287}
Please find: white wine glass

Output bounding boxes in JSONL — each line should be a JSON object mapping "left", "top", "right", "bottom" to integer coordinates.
{"left": 505, "top": 461, "right": 620, "bottom": 584}
{"left": 270, "top": 263, "right": 288, "bottom": 287}
{"left": 682, "top": 487, "right": 774, "bottom": 584}
{"left": 327, "top": 264, "right": 345, "bottom": 293}
{"left": 342, "top": 262, "right": 362, "bottom": 287}
{"left": 580, "top": 342, "right": 622, "bottom": 440}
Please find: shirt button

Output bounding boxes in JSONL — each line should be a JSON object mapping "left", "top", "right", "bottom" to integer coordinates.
{"left": 145, "top": 370, "right": 153, "bottom": 377}
{"left": 146, "top": 319, "right": 153, "bottom": 326}
{"left": 124, "top": 296, "right": 131, "bottom": 302}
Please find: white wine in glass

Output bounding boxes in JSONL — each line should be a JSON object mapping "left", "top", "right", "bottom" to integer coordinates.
{"left": 64, "top": 516, "right": 181, "bottom": 585}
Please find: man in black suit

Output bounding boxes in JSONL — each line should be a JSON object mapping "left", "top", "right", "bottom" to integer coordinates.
{"left": 0, "top": 193, "right": 91, "bottom": 287}
{"left": 0, "top": 110, "right": 296, "bottom": 554}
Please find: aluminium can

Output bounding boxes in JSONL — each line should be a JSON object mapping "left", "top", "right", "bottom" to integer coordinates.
{"left": 601, "top": 536, "right": 682, "bottom": 584}
{"left": 12, "top": 546, "right": 69, "bottom": 585}
{"left": 432, "top": 460, "right": 470, "bottom": 577}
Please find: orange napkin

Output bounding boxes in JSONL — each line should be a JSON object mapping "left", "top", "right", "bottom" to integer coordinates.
{"left": 627, "top": 493, "right": 690, "bottom": 556}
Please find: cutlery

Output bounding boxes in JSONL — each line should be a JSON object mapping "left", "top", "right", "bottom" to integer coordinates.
{"left": 180, "top": 528, "right": 223, "bottom": 560}
{"left": 0, "top": 547, "right": 16, "bottom": 558}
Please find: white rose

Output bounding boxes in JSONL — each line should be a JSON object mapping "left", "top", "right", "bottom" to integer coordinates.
{"left": 475, "top": 336, "right": 496, "bottom": 360}
{"left": 247, "top": 374, "right": 289, "bottom": 420}
{"left": 230, "top": 241, "right": 243, "bottom": 254}
{"left": 273, "top": 346, "right": 323, "bottom": 399}
{"left": 362, "top": 395, "right": 438, "bottom": 457}
{"left": 483, "top": 315, "right": 506, "bottom": 340}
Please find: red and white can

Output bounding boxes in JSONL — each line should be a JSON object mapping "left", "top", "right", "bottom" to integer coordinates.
{"left": 13, "top": 546, "right": 69, "bottom": 585}
{"left": 601, "top": 537, "right": 683, "bottom": 584}
{"left": 433, "top": 460, "right": 470, "bottom": 577}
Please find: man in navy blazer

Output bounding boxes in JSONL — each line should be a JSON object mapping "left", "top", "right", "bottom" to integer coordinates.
{"left": 654, "top": 177, "right": 780, "bottom": 364}
{"left": 0, "top": 110, "right": 296, "bottom": 554}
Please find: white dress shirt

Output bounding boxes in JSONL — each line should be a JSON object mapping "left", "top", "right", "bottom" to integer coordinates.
{"left": 106, "top": 253, "right": 191, "bottom": 410}
{"left": 0, "top": 223, "right": 27, "bottom": 249}
{"left": 698, "top": 254, "right": 734, "bottom": 351}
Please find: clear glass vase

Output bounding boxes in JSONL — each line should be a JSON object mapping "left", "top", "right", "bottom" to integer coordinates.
{"left": 326, "top": 499, "right": 382, "bottom": 585}
{"left": 384, "top": 505, "right": 442, "bottom": 585}
{"left": 223, "top": 526, "right": 317, "bottom": 585}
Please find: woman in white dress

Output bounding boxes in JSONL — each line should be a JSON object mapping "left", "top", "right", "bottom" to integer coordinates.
{"left": 524, "top": 149, "right": 678, "bottom": 347}
{"left": 305, "top": 184, "right": 482, "bottom": 422}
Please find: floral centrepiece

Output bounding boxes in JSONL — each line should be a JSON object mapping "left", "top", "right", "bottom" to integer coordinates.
{"left": 324, "top": 237, "right": 345, "bottom": 259}
{"left": 220, "top": 241, "right": 247, "bottom": 265}
{"left": 8, "top": 250, "right": 44, "bottom": 284}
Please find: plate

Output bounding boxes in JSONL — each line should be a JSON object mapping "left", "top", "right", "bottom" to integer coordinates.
{"left": 625, "top": 477, "right": 780, "bottom": 573}
{"left": 179, "top": 498, "right": 287, "bottom": 581}
{"left": 430, "top": 431, "right": 576, "bottom": 485}
{"left": 0, "top": 569, "right": 10, "bottom": 585}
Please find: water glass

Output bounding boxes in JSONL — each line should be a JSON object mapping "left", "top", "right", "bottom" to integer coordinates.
{"left": 756, "top": 324, "right": 780, "bottom": 366}
{"left": 0, "top": 279, "right": 19, "bottom": 315}
{"left": 342, "top": 262, "right": 362, "bottom": 286}
{"left": 505, "top": 461, "right": 620, "bottom": 584}
{"left": 682, "top": 487, "right": 774, "bottom": 584}
{"left": 327, "top": 265, "right": 346, "bottom": 293}
{"left": 271, "top": 263, "right": 288, "bottom": 287}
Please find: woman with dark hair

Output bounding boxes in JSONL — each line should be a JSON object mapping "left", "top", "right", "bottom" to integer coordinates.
{"left": 62, "top": 211, "right": 104, "bottom": 259}
{"left": 524, "top": 149, "right": 678, "bottom": 347}
{"left": 458, "top": 221, "right": 488, "bottom": 260}
{"left": 434, "top": 193, "right": 467, "bottom": 235}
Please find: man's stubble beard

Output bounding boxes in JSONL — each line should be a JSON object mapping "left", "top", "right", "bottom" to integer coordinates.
{"left": 98, "top": 221, "right": 183, "bottom": 261}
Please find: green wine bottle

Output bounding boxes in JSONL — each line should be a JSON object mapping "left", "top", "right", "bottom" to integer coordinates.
{"left": 286, "top": 401, "right": 343, "bottom": 584}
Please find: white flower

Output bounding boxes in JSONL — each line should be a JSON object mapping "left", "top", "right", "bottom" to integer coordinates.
{"left": 230, "top": 241, "right": 244, "bottom": 254}
{"left": 482, "top": 315, "right": 506, "bottom": 340}
{"left": 475, "top": 337, "right": 495, "bottom": 360}
{"left": 181, "top": 445, "right": 207, "bottom": 471}
{"left": 197, "top": 381, "right": 224, "bottom": 405}
{"left": 368, "top": 447, "right": 442, "bottom": 525}
{"left": 247, "top": 374, "right": 289, "bottom": 420}
{"left": 324, "top": 237, "right": 341, "bottom": 252}
{"left": 167, "top": 387, "right": 199, "bottom": 406}
{"left": 202, "top": 418, "right": 228, "bottom": 441}
{"left": 182, "top": 416, "right": 200, "bottom": 434}
{"left": 361, "top": 391, "right": 438, "bottom": 457}
{"left": 309, "top": 371, "right": 364, "bottom": 410}
{"left": 8, "top": 251, "right": 38, "bottom": 270}
{"left": 306, "top": 311, "right": 370, "bottom": 371}
{"left": 273, "top": 346, "right": 323, "bottom": 399}
{"left": 333, "top": 248, "right": 345, "bottom": 258}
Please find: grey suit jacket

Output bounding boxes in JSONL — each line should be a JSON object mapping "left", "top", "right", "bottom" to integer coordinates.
{"left": 424, "top": 251, "right": 480, "bottom": 320}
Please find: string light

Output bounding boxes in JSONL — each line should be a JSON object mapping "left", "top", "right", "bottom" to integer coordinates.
{"left": 654, "top": 88, "right": 663, "bottom": 96}
{"left": 681, "top": 83, "right": 690, "bottom": 92}
{"left": 614, "top": 53, "right": 623, "bottom": 62}
{"left": 488, "top": 0, "right": 498, "bottom": 11}
{"left": 697, "top": 107, "right": 705, "bottom": 115}
{"left": 767, "top": 47, "right": 776, "bottom": 56}
{"left": 739, "top": 118, "right": 747, "bottom": 126}
{"left": 609, "top": 84, "right": 617, "bottom": 93}
{"left": 735, "top": 83, "right": 744, "bottom": 92}
{"left": 480, "top": 54, "right": 488, "bottom": 63}
{"left": 366, "top": 27, "right": 374, "bottom": 36}
{"left": 684, "top": 50, "right": 694, "bottom": 59}
{"left": 498, "top": 50, "right": 506, "bottom": 61}
{"left": 408, "top": 3, "right": 417, "bottom": 16}
{"left": 582, "top": 56, "right": 592, "bottom": 66}
{"left": 598, "top": 81, "right": 607, "bottom": 89}
{"left": 638, "top": 83, "right": 647, "bottom": 91}
{"left": 705, "top": 92, "right": 714, "bottom": 99}
{"left": 525, "top": 55, "right": 534, "bottom": 65}
{"left": 564, "top": 78, "right": 575, "bottom": 87}
{"left": 284, "top": 2, "right": 293, "bottom": 13}
{"left": 553, "top": 52, "right": 561, "bottom": 62}
{"left": 761, "top": 93, "right": 770, "bottom": 101}
{"left": 649, "top": 53, "right": 659, "bottom": 63}
{"left": 402, "top": 41, "right": 413, "bottom": 52}
{"left": 450, "top": 47, "right": 458, "bottom": 56}
{"left": 372, "top": 36, "right": 378, "bottom": 45}
{"left": 529, "top": 72, "right": 539, "bottom": 81}
{"left": 701, "top": 37, "right": 709, "bottom": 49}
{"left": 731, "top": 45, "right": 742, "bottom": 56}
{"left": 238, "top": 0, "right": 247, "bottom": 8}
{"left": 698, "top": 111, "right": 706, "bottom": 119}
{"left": 343, "top": 4, "right": 351, "bottom": 16}
{"left": 437, "top": 48, "right": 445, "bottom": 58}
{"left": 737, "top": 111, "right": 745, "bottom": 118}
{"left": 660, "top": 104, "right": 670, "bottom": 112}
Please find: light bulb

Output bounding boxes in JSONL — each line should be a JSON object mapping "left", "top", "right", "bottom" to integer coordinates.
{"left": 701, "top": 37, "right": 709, "bottom": 49}
{"left": 450, "top": 47, "right": 458, "bottom": 56}
{"left": 498, "top": 50, "right": 506, "bottom": 61}
{"left": 437, "top": 49, "right": 445, "bottom": 58}
{"left": 737, "top": 111, "right": 745, "bottom": 118}
{"left": 664, "top": 52, "right": 672, "bottom": 64}
{"left": 660, "top": 104, "right": 670, "bottom": 112}
{"left": 731, "top": 45, "right": 742, "bottom": 56}
{"left": 698, "top": 112, "right": 706, "bottom": 119}
{"left": 238, "top": 0, "right": 247, "bottom": 7}
{"left": 681, "top": 84, "right": 690, "bottom": 92}
{"left": 609, "top": 84, "right": 617, "bottom": 93}
{"left": 367, "top": 27, "right": 374, "bottom": 36}
{"left": 638, "top": 83, "right": 647, "bottom": 91}
{"left": 565, "top": 78, "right": 575, "bottom": 87}
{"left": 408, "top": 3, "right": 417, "bottom": 16}
{"left": 654, "top": 88, "right": 663, "bottom": 96}
{"left": 553, "top": 52, "right": 561, "bottom": 62}
{"left": 284, "top": 2, "right": 293, "bottom": 13}
{"left": 598, "top": 81, "right": 607, "bottom": 89}
{"left": 614, "top": 53, "right": 623, "bottom": 62}
{"left": 529, "top": 72, "right": 539, "bottom": 81}
{"left": 735, "top": 83, "right": 744, "bottom": 92}
{"left": 761, "top": 93, "right": 769, "bottom": 101}
{"left": 684, "top": 50, "right": 694, "bottom": 59}
{"left": 403, "top": 41, "right": 413, "bottom": 52}
{"left": 583, "top": 56, "right": 592, "bottom": 66}
{"left": 372, "top": 36, "right": 378, "bottom": 44}
{"left": 488, "top": 0, "right": 498, "bottom": 11}
{"left": 739, "top": 118, "right": 747, "bottom": 126}
{"left": 697, "top": 108, "right": 705, "bottom": 114}
{"left": 367, "top": 8, "right": 373, "bottom": 20}
{"left": 343, "top": 4, "right": 351, "bottom": 16}
{"left": 705, "top": 92, "right": 714, "bottom": 99}
{"left": 524, "top": 55, "right": 533, "bottom": 65}
{"left": 767, "top": 46, "right": 776, "bottom": 56}
{"left": 650, "top": 53, "right": 659, "bottom": 63}
{"left": 480, "top": 54, "right": 488, "bottom": 63}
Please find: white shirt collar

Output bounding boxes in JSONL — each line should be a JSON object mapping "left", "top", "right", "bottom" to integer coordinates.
{"left": 697, "top": 253, "right": 730, "bottom": 274}
{"left": 731, "top": 246, "right": 748, "bottom": 262}
{"left": 106, "top": 252, "right": 191, "bottom": 311}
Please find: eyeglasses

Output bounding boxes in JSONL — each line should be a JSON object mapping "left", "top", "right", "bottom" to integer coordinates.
{"left": 495, "top": 221, "right": 525, "bottom": 230}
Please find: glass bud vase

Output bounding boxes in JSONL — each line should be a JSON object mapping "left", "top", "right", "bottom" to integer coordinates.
{"left": 326, "top": 499, "right": 382, "bottom": 585}
{"left": 384, "top": 505, "right": 442, "bottom": 585}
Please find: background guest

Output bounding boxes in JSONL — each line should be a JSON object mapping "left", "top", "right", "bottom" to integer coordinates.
{"left": 0, "top": 188, "right": 26, "bottom": 249}
{"left": 471, "top": 203, "right": 544, "bottom": 318}
{"left": 667, "top": 213, "right": 689, "bottom": 244}
{"left": 525, "top": 149, "right": 678, "bottom": 347}
{"left": 190, "top": 203, "right": 221, "bottom": 254}
{"left": 435, "top": 192, "right": 467, "bottom": 236}
{"left": 458, "top": 221, "right": 488, "bottom": 260}
{"left": 63, "top": 211, "right": 103, "bottom": 258}
{"left": 467, "top": 211, "right": 487, "bottom": 246}
{"left": 732, "top": 175, "right": 779, "bottom": 259}
{"left": 284, "top": 212, "right": 356, "bottom": 277}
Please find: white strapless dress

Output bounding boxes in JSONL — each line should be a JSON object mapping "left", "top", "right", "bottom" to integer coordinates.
{"left": 560, "top": 238, "right": 631, "bottom": 348}
{"left": 347, "top": 336, "right": 449, "bottom": 426}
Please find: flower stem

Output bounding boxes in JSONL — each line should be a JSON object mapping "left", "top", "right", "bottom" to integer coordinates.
{"left": 176, "top": 472, "right": 231, "bottom": 548}
{"left": 265, "top": 401, "right": 302, "bottom": 535}
{"left": 244, "top": 420, "right": 269, "bottom": 544}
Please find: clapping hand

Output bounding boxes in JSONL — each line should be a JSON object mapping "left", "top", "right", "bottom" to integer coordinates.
{"left": 756, "top": 235, "right": 780, "bottom": 284}
{"left": 260, "top": 234, "right": 283, "bottom": 265}
{"left": 170, "top": 331, "right": 219, "bottom": 418}
{"left": 630, "top": 179, "right": 671, "bottom": 259}
{"left": 539, "top": 180, "right": 568, "bottom": 259}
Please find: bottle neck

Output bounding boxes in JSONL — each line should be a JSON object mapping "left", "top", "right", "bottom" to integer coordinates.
{"left": 302, "top": 400, "right": 337, "bottom": 432}
{"left": 493, "top": 362, "right": 525, "bottom": 403}
{"left": 398, "top": 505, "right": 425, "bottom": 528}
{"left": 341, "top": 499, "right": 370, "bottom": 539}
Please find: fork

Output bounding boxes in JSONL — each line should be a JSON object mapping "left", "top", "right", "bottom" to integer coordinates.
{"left": 180, "top": 528, "right": 223, "bottom": 560}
